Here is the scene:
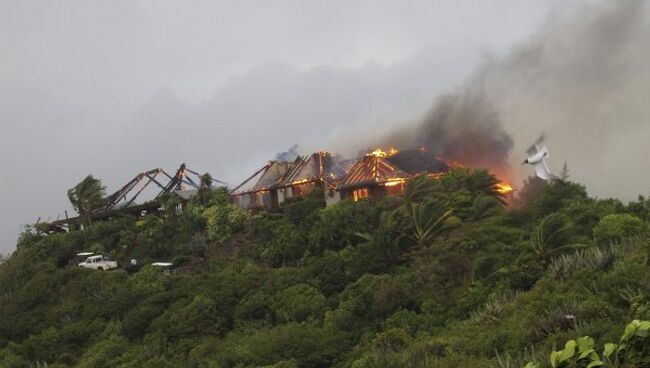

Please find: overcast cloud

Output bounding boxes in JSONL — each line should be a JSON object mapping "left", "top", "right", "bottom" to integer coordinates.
{"left": 0, "top": 0, "right": 610, "bottom": 254}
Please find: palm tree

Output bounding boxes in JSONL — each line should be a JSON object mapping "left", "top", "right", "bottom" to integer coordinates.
{"left": 197, "top": 172, "right": 214, "bottom": 204}
{"left": 67, "top": 175, "right": 106, "bottom": 224}
{"left": 470, "top": 195, "right": 504, "bottom": 221}
{"left": 529, "top": 213, "right": 585, "bottom": 263}
{"left": 355, "top": 210, "right": 407, "bottom": 267}
{"left": 395, "top": 175, "right": 456, "bottom": 248}
{"left": 402, "top": 174, "right": 442, "bottom": 204}
{"left": 440, "top": 168, "right": 505, "bottom": 203}
{"left": 410, "top": 198, "right": 455, "bottom": 247}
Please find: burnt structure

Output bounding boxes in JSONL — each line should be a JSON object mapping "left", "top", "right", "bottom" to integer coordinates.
{"left": 230, "top": 161, "right": 291, "bottom": 209}
{"left": 232, "top": 149, "right": 451, "bottom": 209}
{"left": 40, "top": 164, "right": 221, "bottom": 233}
{"left": 42, "top": 149, "right": 462, "bottom": 233}
{"left": 231, "top": 152, "right": 346, "bottom": 209}
{"left": 338, "top": 149, "right": 449, "bottom": 201}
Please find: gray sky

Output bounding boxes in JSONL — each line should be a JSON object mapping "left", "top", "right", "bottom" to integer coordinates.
{"left": 0, "top": 0, "right": 606, "bottom": 254}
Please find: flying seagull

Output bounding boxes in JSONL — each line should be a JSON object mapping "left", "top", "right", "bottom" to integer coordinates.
{"left": 523, "top": 134, "right": 556, "bottom": 181}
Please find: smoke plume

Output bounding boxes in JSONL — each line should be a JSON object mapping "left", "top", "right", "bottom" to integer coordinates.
{"left": 413, "top": 89, "right": 513, "bottom": 172}
{"left": 276, "top": 144, "right": 300, "bottom": 161}
{"left": 377, "top": 0, "right": 650, "bottom": 199}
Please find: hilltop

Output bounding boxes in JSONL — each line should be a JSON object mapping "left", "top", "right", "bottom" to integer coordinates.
{"left": 1, "top": 168, "right": 650, "bottom": 367}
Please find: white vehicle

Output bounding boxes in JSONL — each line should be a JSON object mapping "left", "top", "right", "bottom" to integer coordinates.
{"left": 78, "top": 255, "right": 118, "bottom": 271}
{"left": 151, "top": 262, "right": 175, "bottom": 275}
{"left": 151, "top": 262, "right": 173, "bottom": 267}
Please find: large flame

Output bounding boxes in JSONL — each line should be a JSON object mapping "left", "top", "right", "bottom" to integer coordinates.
{"left": 368, "top": 147, "right": 399, "bottom": 158}
{"left": 495, "top": 182, "right": 514, "bottom": 194}
{"left": 369, "top": 149, "right": 387, "bottom": 157}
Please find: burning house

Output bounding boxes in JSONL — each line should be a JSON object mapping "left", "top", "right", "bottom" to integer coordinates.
{"left": 231, "top": 151, "right": 346, "bottom": 209}
{"left": 338, "top": 149, "right": 449, "bottom": 201}
{"left": 232, "top": 147, "right": 513, "bottom": 209}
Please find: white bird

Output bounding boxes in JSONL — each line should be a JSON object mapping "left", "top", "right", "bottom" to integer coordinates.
{"left": 522, "top": 134, "right": 556, "bottom": 181}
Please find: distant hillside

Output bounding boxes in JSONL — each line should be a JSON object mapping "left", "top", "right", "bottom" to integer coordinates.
{"left": 1, "top": 168, "right": 650, "bottom": 367}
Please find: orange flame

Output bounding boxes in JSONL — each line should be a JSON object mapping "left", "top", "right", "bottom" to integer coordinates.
{"left": 368, "top": 149, "right": 387, "bottom": 157}
{"left": 496, "top": 182, "right": 514, "bottom": 194}
{"left": 368, "top": 148, "right": 398, "bottom": 158}
{"left": 384, "top": 178, "right": 406, "bottom": 187}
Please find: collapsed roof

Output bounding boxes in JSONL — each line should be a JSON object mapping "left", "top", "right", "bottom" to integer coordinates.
{"left": 233, "top": 149, "right": 449, "bottom": 194}
{"left": 232, "top": 151, "right": 346, "bottom": 194}
{"left": 231, "top": 161, "right": 291, "bottom": 194}
{"left": 252, "top": 161, "right": 291, "bottom": 191}
{"left": 277, "top": 152, "right": 346, "bottom": 189}
{"left": 339, "top": 149, "right": 449, "bottom": 189}
{"left": 385, "top": 150, "right": 449, "bottom": 175}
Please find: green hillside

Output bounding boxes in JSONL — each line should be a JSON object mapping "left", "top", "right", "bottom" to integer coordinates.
{"left": 2, "top": 168, "right": 650, "bottom": 367}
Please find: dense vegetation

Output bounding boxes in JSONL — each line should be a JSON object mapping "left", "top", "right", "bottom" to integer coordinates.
{"left": 2, "top": 168, "right": 650, "bottom": 367}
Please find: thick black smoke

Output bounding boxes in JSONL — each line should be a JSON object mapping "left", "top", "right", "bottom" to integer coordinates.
{"left": 375, "top": 82, "right": 514, "bottom": 172}
{"left": 414, "top": 89, "right": 513, "bottom": 169}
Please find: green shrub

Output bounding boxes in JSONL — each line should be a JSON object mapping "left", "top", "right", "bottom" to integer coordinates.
{"left": 524, "top": 320, "right": 650, "bottom": 368}
{"left": 270, "top": 284, "right": 326, "bottom": 323}
{"left": 260, "top": 220, "right": 303, "bottom": 267}
{"left": 593, "top": 214, "right": 646, "bottom": 245}
{"left": 203, "top": 203, "right": 250, "bottom": 241}
{"left": 280, "top": 188, "right": 326, "bottom": 227}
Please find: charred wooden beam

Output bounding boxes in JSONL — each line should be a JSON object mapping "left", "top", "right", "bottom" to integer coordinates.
{"left": 230, "top": 163, "right": 272, "bottom": 194}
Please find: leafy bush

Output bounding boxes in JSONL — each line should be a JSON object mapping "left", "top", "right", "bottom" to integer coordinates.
{"left": 280, "top": 188, "right": 326, "bottom": 227}
{"left": 203, "top": 203, "right": 250, "bottom": 241}
{"left": 524, "top": 320, "right": 650, "bottom": 368}
{"left": 270, "top": 284, "right": 326, "bottom": 323}
{"left": 307, "top": 200, "right": 372, "bottom": 254}
{"left": 593, "top": 214, "right": 646, "bottom": 245}
{"left": 260, "top": 220, "right": 303, "bottom": 267}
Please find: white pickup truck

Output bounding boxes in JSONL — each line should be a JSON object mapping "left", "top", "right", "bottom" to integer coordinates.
{"left": 78, "top": 255, "right": 118, "bottom": 271}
